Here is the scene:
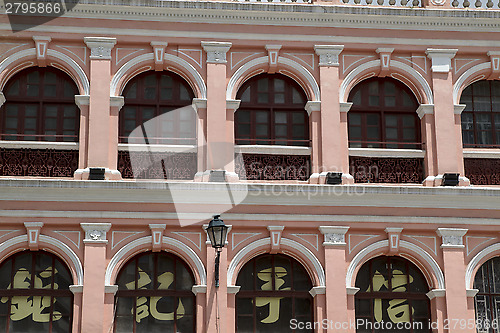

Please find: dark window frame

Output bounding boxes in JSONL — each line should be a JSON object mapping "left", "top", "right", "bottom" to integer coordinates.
{"left": 473, "top": 256, "right": 500, "bottom": 333}
{"left": 235, "top": 254, "right": 313, "bottom": 333}
{"left": 0, "top": 250, "right": 74, "bottom": 333}
{"left": 354, "top": 256, "right": 431, "bottom": 333}
{"left": 460, "top": 80, "right": 500, "bottom": 148}
{"left": 347, "top": 77, "right": 421, "bottom": 149}
{"left": 235, "top": 74, "right": 310, "bottom": 147}
{"left": 114, "top": 252, "right": 196, "bottom": 333}
{"left": 0, "top": 67, "right": 80, "bottom": 142}
{"left": 119, "top": 71, "right": 196, "bottom": 145}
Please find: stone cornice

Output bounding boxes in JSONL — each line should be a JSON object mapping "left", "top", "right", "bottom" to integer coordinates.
{"left": 45, "top": 0, "right": 500, "bottom": 34}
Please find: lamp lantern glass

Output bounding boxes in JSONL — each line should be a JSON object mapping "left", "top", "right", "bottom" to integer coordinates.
{"left": 207, "top": 215, "right": 228, "bottom": 249}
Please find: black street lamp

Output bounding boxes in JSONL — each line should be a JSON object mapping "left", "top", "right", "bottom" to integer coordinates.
{"left": 206, "top": 215, "right": 228, "bottom": 288}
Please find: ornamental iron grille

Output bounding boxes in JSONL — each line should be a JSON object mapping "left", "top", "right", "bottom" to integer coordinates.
{"left": 355, "top": 256, "right": 431, "bottom": 333}
{"left": 474, "top": 257, "right": 500, "bottom": 333}
{"left": 464, "top": 158, "right": 500, "bottom": 185}
{"left": 120, "top": 71, "right": 196, "bottom": 145}
{"left": 0, "top": 148, "right": 78, "bottom": 177}
{"left": 117, "top": 151, "right": 196, "bottom": 180}
{"left": 349, "top": 156, "right": 424, "bottom": 183}
{"left": 236, "top": 254, "right": 313, "bottom": 333}
{"left": 460, "top": 80, "right": 500, "bottom": 148}
{"left": 0, "top": 251, "right": 74, "bottom": 333}
{"left": 347, "top": 77, "right": 421, "bottom": 149}
{"left": 114, "top": 252, "right": 195, "bottom": 333}
{"left": 235, "top": 74, "right": 310, "bottom": 147}
{"left": 1, "top": 67, "right": 80, "bottom": 142}
{"left": 234, "top": 153, "right": 311, "bottom": 181}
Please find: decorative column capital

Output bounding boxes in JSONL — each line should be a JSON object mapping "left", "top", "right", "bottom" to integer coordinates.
{"left": 226, "top": 99, "right": 241, "bottom": 112}
{"left": 227, "top": 285, "right": 241, "bottom": 294}
{"left": 24, "top": 222, "right": 43, "bottom": 251}
{"left": 75, "top": 95, "right": 90, "bottom": 111}
{"left": 319, "top": 226, "right": 349, "bottom": 246}
{"left": 309, "top": 286, "right": 326, "bottom": 297}
{"left": 416, "top": 104, "right": 434, "bottom": 119}
{"left": 84, "top": 37, "right": 117, "bottom": 60}
{"left": 425, "top": 48, "right": 458, "bottom": 73}
{"left": 192, "top": 285, "right": 208, "bottom": 295}
{"left": 454, "top": 104, "right": 466, "bottom": 115}
{"left": 314, "top": 45, "right": 344, "bottom": 67}
{"left": 110, "top": 96, "right": 125, "bottom": 112}
{"left": 339, "top": 102, "right": 353, "bottom": 113}
{"left": 0, "top": 92, "right": 6, "bottom": 108}
{"left": 192, "top": 98, "right": 207, "bottom": 112}
{"left": 305, "top": 101, "right": 321, "bottom": 115}
{"left": 105, "top": 285, "right": 119, "bottom": 295}
{"left": 201, "top": 41, "right": 232, "bottom": 64}
{"left": 436, "top": 228, "right": 468, "bottom": 248}
{"left": 426, "top": 289, "right": 446, "bottom": 300}
{"left": 81, "top": 223, "right": 111, "bottom": 244}
{"left": 346, "top": 287, "right": 360, "bottom": 295}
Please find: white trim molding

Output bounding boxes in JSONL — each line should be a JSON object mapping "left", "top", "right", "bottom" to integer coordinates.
{"left": 226, "top": 56, "right": 320, "bottom": 102}
{"left": 465, "top": 243, "right": 500, "bottom": 289}
{"left": 467, "top": 289, "right": 479, "bottom": 297}
{"left": 305, "top": 101, "right": 321, "bottom": 115}
{"left": 416, "top": 104, "right": 434, "bottom": 119}
{"left": 463, "top": 149, "right": 500, "bottom": 159}
{"left": 227, "top": 237, "right": 325, "bottom": 287}
{"left": 192, "top": 285, "right": 207, "bottom": 295}
{"left": 346, "top": 287, "right": 360, "bottom": 295}
{"left": 234, "top": 145, "right": 311, "bottom": 156}
{"left": 426, "top": 289, "right": 446, "bottom": 300}
{"left": 0, "top": 92, "right": 5, "bottom": 107}
{"left": 349, "top": 148, "right": 425, "bottom": 158}
{"left": 111, "top": 53, "right": 207, "bottom": 99}
{"left": 340, "top": 59, "right": 433, "bottom": 105}
{"left": 453, "top": 62, "right": 490, "bottom": 105}
{"left": 105, "top": 236, "right": 206, "bottom": 286}
{"left": 309, "top": 286, "right": 326, "bottom": 297}
{"left": 339, "top": 102, "right": 353, "bottom": 113}
{"left": 227, "top": 99, "right": 241, "bottom": 112}
{"left": 346, "top": 240, "right": 445, "bottom": 290}
{"left": 454, "top": 104, "right": 466, "bottom": 115}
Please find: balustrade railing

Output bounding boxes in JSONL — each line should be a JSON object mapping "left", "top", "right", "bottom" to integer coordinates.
{"left": 341, "top": 0, "right": 421, "bottom": 6}
{"left": 0, "top": 148, "right": 78, "bottom": 177}
{"left": 118, "top": 151, "right": 197, "bottom": 180}
{"left": 464, "top": 158, "right": 500, "bottom": 185}
{"left": 350, "top": 156, "right": 424, "bottom": 183}
{"left": 235, "top": 153, "right": 311, "bottom": 181}
{"left": 451, "top": 0, "right": 500, "bottom": 8}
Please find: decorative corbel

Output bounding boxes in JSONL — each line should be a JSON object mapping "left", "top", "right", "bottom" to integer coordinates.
{"left": 416, "top": 104, "right": 434, "bottom": 119}
{"left": 305, "top": 101, "right": 321, "bottom": 116}
{"left": 81, "top": 223, "right": 111, "bottom": 244}
{"left": 268, "top": 226, "right": 284, "bottom": 253}
{"left": 33, "top": 36, "right": 51, "bottom": 67}
{"left": 110, "top": 96, "right": 125, "bottom": 116}
{"left": 24, "top": 222, "right": 43, "bottom": 251}
{"left": 319, "top": 226, "right": 349, "bottom": 247}
{"left": 151, "top": 42, "right": 168, "bottom": 71}
{"left": 436, "top": 228, "right": 468, "bottom": 248}
{"left": 0, "top": 92, "right": 5, "bottom": 108}
{"left": 265, "top": 45, "right": 282, "bottom": 74}
{"left": 149, "top": 224, "right": 166, "bottom": 252}
{"left": 487, "top": 51, "right": 500, "bottom": 79}
{"left": 84, "top": 37, "right": 116, "bottom": 60}
{"left": 385, "top": 227, "right": 403, "bottom": 254}
{"left": 201, "top": 41, "right": 232, "bottom": 64}
{"left": 426, "top": 49, "right": 458, "bottom": 73}
{"left": 376, "top": 48, "right": 394, "bottom": 77}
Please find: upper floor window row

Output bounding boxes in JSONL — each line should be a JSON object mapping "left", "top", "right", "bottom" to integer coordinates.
{"left": 1, "top": 67, "right": 80, "bottom": 142}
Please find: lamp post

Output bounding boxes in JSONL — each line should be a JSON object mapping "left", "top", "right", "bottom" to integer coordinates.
{"left": 206, "top": 215, "right": 228, "bottom": 288}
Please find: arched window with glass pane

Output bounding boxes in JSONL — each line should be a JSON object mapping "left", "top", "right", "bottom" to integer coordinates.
{"left": 236, "top": 254, "right": 313, "bottom": 332}
{"left": 473, "top": 257, "right": 500, "bottom": 332}
{"left": 0, "top": 251, "right": 73, "bottom": 333}
{"left": 355, "top": 256, "right": 431, "bottom": 333}
{"left": 114, "top": 252, "right": 195, "bottom": 333}
{"left": 460, "top": 80, "right": 500, "bottom": 148}
{"left": 347, "top": 77, "right": 420, "bottom": 149}
{"left": 235, "top": 74, "right": 309, "bottom": 146}
{"left": 0, "top": 67, "right": 80, "bottom": 142}
{"left": 120, "top": 71, "right": 195, "bottom": 145}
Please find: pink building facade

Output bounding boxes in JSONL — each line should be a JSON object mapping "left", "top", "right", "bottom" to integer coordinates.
{"left": 1, "top": 0, "right": 500, "bottom": 332}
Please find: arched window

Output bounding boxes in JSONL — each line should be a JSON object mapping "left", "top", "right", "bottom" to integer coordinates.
{"left": 120, "top": 71, "right": 195, "bottom": 145}
{"left": 0, "top": 250, "right": 73, "bottom": 332}
{"left": 355, "top": 256, "right": 430, "bottom": 332}
{"left": 1, "top": 67, "right": 80, "bottom": 142}
{"left": 460, "top": 80, "right": 500, "bottom": 148}
{"left": 236, "top": 254, "right": 313, "bottom": 332}
{"left": 235, "top": 74, "right": 309, "bottom": 146}
{"left": 114, "top": 252, "right": 195, "bottom": 333}
{"left": 347, "top": 77, "right": 420, "bottom": 149}
{"left": 473, "top": 256, "right": 500, "bottom": 332}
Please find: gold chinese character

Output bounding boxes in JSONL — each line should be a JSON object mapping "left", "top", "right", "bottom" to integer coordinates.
{"left": 255, "top": 266, "right": 290, "bottom": 324}
{"left": 0, "top": 267, "right": 62, "bottom": 323}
